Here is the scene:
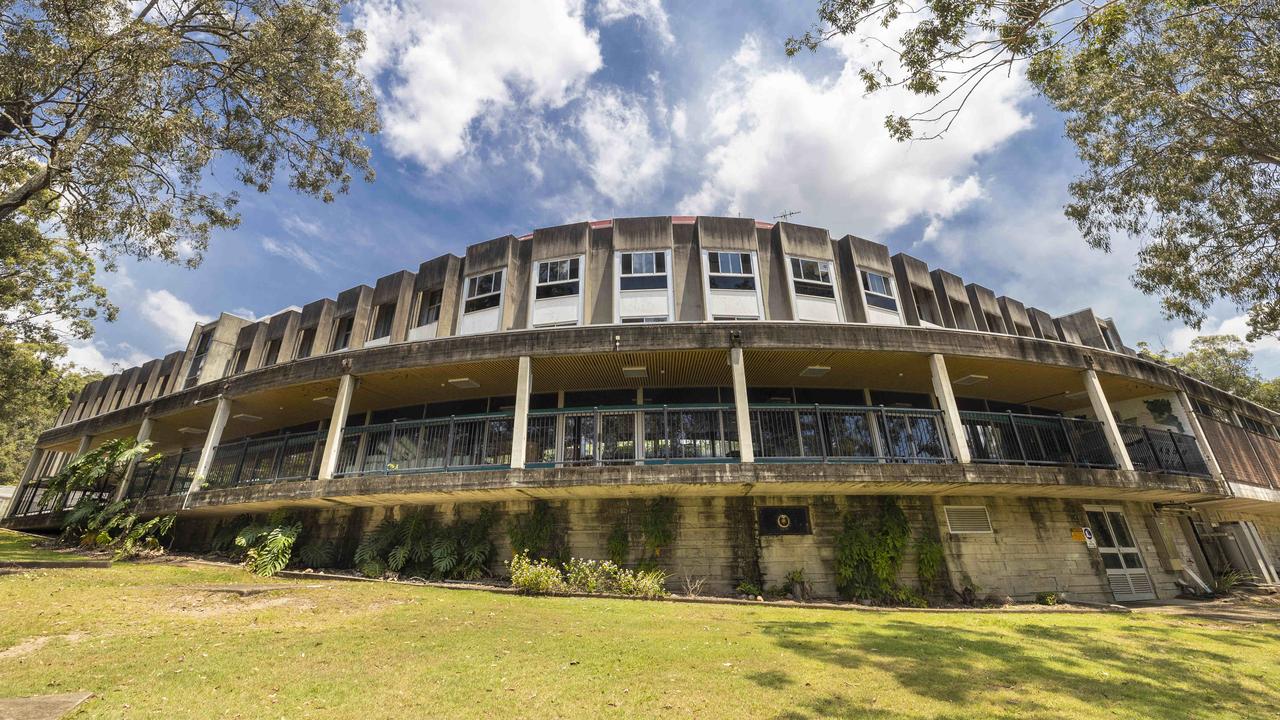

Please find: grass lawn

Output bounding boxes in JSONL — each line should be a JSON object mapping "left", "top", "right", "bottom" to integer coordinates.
{"left": 2, "top": 534, "right": 1278, "bottom": 718}
{"left": 0, "top": 528, "right": 89, "bottom": 563}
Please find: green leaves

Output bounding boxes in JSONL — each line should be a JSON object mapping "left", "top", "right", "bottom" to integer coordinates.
{"left": 42, "top": 437, "right": 152, "bottom": 511}
{"left": 355, "top": 507, "right": 496, "bottom": 580}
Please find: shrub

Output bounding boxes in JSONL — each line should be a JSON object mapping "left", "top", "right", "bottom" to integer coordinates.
{"left": 355, "top": 508, "right": 496, "bottom": 580}
{"left": 234, "top": 510, "right": 302, "bottom": 576}
{"left": 616, "top": 567, "right": 669, "bottom": 599}
{"left": 508, "top": 551, "right": 567, "bottom": 594}
{"left": 60, "top": 497, "right": 175, "bottom": 560}
{"left": 1036, "top": 591, "right": 1060, "bottom": 606}
{"left": 1211, "top": 569, "right": 1252, "bottom": 596}
{"left": 834, "top": 497, "right": 928, "bottom": 606}
{"left": 735, "top": 580, "right": 762, "bottom": 598}
{"left": 564, "top": 557, "right": 619, "bottom": 594}
{"left": 508, "top": 552, "right": 669, "bottom": 598}
{"left": 507, "top": 501, "right": 566, "bottom": 563}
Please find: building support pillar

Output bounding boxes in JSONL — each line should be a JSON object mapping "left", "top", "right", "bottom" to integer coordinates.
{"left": 188, "top": 397, "right": 232, "bottom": 497}
{"left": 5, "top": 448, "right": 46, "bottom": 519}
{"left": 1176, "top": 391, "right": 1225, "bottom": 482}
{"left": 729, "top": 347, "right": 754, "bottom": 463}
{"left": 317, "top": 374, "right": 357, "bottom": 480}
{"left": 928, "top": 354, "right": 972, "bottom": 464}
{"left": 510, "top": 356, "right": 532, "bottom": 469}
{"left": 1081, "top": 369, "right": 1134, "bottom": 471}
{"left": 112, "top": 418, "right": 154, "bottom": 503}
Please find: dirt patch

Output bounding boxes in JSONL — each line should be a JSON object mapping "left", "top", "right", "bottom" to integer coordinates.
{"left": 169, "top": 590, "right": 314, "bottom": 617}
{"left": 0, "top": 633, "right": 87, "bottom": 661}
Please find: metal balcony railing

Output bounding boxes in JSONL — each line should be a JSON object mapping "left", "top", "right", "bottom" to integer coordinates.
{"left": 9, "top": 476, "right": 113, "bottom": 516}
{"left": 1118, "top": 423, "right": 1211, "bottom": 477}
{"left": 960, "top": 411, "right": 1116, "bottom": 469}
{"left": 751, "top": 405, "right": 951, "bottom": 463}
{"left": 527, "top": 404, "right": 742, "bottom": 467}
{"left": 202, "top": 431, "right": 324, "bottom": 490}
{"left": 334, "top": 412, "right": 516, "bottom": 476}
{"left": 129, "top": 448, "right": 202, "bottom": 498}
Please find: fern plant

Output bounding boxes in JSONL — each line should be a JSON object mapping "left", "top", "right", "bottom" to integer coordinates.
{"left": 233, "top": 510, "right": 303, "bottom": 576}
{"left": 42, "top": 438, "right": 154, "bottom": 511}
{"left": 58, "top": 496, "right": 175, "bottom": 560}
{"left": 354, "top": 507, "right": 496, "bottom": 580}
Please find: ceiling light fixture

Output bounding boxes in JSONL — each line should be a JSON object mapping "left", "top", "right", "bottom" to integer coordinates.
{"left": 448, "top": 377, "right": 480, "bottom": 389}
{"left": 232, "top": 413, "right": 262, "bottom": 422}
{"left": 622, "top": 366, "right": 648, "bottom": 379}
{"left": 953, "top": 374, "right": 989, "bottom": 386}
{"left": 177, "top": 426, "right": 206, "bottom": 435}
{"left": 800, "top": 365, "right": 830, "bottom": 378}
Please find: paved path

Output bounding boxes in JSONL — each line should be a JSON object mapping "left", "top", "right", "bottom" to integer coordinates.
{"left": 0, "top": 692, "right": 92, "bottom": 720}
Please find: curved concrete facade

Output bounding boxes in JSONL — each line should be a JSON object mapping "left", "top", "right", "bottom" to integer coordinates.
{"left": 8, "top": 216, "right": 1280, "bottom": 602}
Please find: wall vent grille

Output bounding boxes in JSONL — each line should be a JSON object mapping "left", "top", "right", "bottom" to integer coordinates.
{"left": 944, "top": 506, "right": 993, "bottom": 534}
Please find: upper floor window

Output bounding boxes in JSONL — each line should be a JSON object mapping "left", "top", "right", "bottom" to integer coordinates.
{"left": 111, "top": 388, "right": 124, "bottom": 411}
{"left": 861, "top": 271, "right": 898, "bottom": 312}
{"left": 296, "top": 327, "right": 316, "bottom": 359}
{"left": 535, "top": 258, "right": 580, "bottom": 299}
{"left": 707, "top": 252, "right": 755, "bottom": 290}
{"left": 620, "top": 252, "right": 667, "bottom": 290}
{"left": 185, "top": 329, "right": 213, "bottom": 388}
{"left": 226, "top": 348, "right": 249, "bottom": 377}
{"left": 262, "top": 338, "right": 282, "bottom": 366}
{"left": 154, "top": 374, "right": 170, "bottom": 397}
{"left": 330, "top": 316, "right": 354, "bottom": 351}
{"left": 370, "top": 302, "right": 396, "bottom": 340}
{"left": 415, "top": 289, "right": 443, "bottom": 327}
{"left": 131, "top": 383, "right": 146, "bottom": 406}
{"left": 1098, "top": 322, "right": 1117, "bottom": 351}
{"left": 789, "top": 258, "right": 835, "bottom": 298}
{"left": 464, "top": 270, "right": 503, "bottom": 313}
{"left": 91, "top": 394, "right": 105, "bottom": 416}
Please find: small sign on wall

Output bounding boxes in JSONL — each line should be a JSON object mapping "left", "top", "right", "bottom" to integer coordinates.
{"left": 1072, "top": 527, "right": 1098, "bottom": 548}
{"left": 758, "top": 506, "right": 812, "bottom": 536}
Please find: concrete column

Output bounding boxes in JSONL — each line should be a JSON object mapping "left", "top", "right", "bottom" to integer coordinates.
{"left": 729, "top": 347, "right": 754, "bottom": 463}
{"left": 317, "top": 374, "right": 357, "bottom": 480}
{"left": 4, "top": 448, "right": 45, "bottom": 518}
{"left": 928, "top": 354, "right": 972, "bottom": 464}
{"left": 74, "top": 434, "right": 93, "bottom": 457}
{"left": 510, "top": 356, "right": 532, "bottom": 469}
{"left": 188, "top": 397, "right": 232, "bottom": 496}
{"left": 111, "top": 418, "right": 154, "bottom": 503}
{"left": 1081, "top": 369, "right": 1134, "bottom": 471}
{"left": 1177, "top": 391, "right": 1225, "bottom": 481}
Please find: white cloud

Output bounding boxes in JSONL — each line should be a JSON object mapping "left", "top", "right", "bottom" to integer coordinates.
{"left": 261, "top": 236, "right": 326, "bottom": 274}
{"left": 64, "top": 340, "right": 150, "bottom": 375}
{"left": 578, "top": 87, "right": 673, "bottom": 205}
{"left": 281, "top": 213, "right": 324, "bottom": 239}
{"left": 140, "top": 289, "right": 212, "bottom": 348}
{"left": 679, "top": 32, "right": 1032, "bottom": 235}
{"left": 596, "top": 0, "right": 674, "bottom": 44}
{"left": 355, "top": 0, "right": 603, "bottom": 169}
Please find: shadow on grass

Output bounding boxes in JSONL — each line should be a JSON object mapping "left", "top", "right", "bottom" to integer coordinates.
{"left": 755, "top": 617, "right": 1279, "bottom": 719}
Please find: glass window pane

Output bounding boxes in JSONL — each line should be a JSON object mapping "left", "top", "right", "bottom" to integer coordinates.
{"left": 1107, "top": 512, "right": 1135, "bottom": 547}
{"left": 1086, "top": 510, "right": 1115, "bottom": 547}
{"left": 1121, "top": 552, "right": 1144, "bottom": 569}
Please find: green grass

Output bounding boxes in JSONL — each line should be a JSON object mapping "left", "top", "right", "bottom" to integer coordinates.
{"left": 0, "top": 528, "right": 86, "bottom": 563}
{"left": 1, "top": 541, "right": 1278, "bottom": 718}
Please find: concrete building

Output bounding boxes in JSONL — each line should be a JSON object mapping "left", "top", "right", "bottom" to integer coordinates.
{"left": 6, "top": 216, "right": 1280, "bottom": 603}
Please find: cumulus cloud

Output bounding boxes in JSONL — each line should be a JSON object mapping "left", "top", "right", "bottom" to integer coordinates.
{"left": 261, "top": 236, "right": 326, "bottom": 274}
{"left": 140, "top": 289, "right": 212, "bottom": 348}
{"left": 355, "top": 0, "right": 603, "bottom": 168}
{"left": 579, "top": 87, "right": 673, "bottom": 205}
{"left": 596, "top": 0, "right": 674, "bottom": 44}
{"left": 64, "top": 340, "right": 151, "bottom": 374}
{"left": 679, "top": 33, "right": 1032, "bottom": 235}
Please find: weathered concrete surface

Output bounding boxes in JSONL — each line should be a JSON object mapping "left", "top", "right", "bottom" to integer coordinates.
{"left": 0, "top": 692, "right": 93, "bottom": 720}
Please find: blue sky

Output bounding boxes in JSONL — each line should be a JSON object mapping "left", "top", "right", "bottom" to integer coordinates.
{"left": 68, "top": 0, "right": 1280, "bottom": 376}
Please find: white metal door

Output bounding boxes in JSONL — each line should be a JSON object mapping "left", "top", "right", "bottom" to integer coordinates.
{"left": 1086, "top": 506, "right": 1156, "bottom": 601}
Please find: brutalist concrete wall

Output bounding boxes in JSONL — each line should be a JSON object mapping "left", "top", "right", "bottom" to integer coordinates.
{"left": 933, "top": 496, "right": 1180, "bottom": 603}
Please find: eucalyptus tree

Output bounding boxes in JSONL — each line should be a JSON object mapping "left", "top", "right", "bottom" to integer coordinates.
{"left": 0, "top": 0, "right": 378, "bottom": 346}
{"left": 789, "top": 1, "right": 1280, "bottom": 338}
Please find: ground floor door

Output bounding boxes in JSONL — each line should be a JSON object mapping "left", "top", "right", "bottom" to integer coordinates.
{"left": 1085, "top": 506, "right": 1156, "bottom": 601}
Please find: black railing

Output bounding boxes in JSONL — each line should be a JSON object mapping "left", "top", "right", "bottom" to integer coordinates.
{"left": 527, "top": 405, "right": 741, "bottom": 466}
{"left": 129, "top": 449, "right": 201, "bottom": 498}
{"left": 1118, "top": 424, "right": 1211, "bottom": 477}
{"left": 751, "top": 405, "right": 950, "bottom": 463}
{"left": 335, "top": 412, "right": 515, "bottom": 476}
{"left": 960, "top": 411, "right": 1116, "bottom": 468}
{"left": 203, "top": 431, "right": 324, "bottom": 490}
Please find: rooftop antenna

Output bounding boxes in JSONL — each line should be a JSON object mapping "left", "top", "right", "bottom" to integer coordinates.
{"left": 773, "top": 210, "right": 801, "bottom": 222}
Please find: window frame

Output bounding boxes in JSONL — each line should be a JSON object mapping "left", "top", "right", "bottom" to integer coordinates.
{"left": 860, "top": 270, "right": 899, "bottom": 315}
{"left": 295, "top": 326, "right": 316, "bottom": 360}
{"left": 330, "top": 316, "right": 355, "bottom": 352}
{"left": 528, "top": 256, "right": 585, "bottom": 328}
{"left": 369, "top": 302, "right": 396, "bottom": 341}
{"left": 701, "top": 249, "right": 764, "bottom": 321}
{"left": 262, "top": 337, "right": 282, "bottom": 366}
{"left": 784, "top": 255, "right": 843, "bottom": 322}
{"left": 462, "top": 269, "right": 504, "bottom": 315}
{"left": 413, "top": 288, "right": 443, "bottom": 328}
{"left": 614, "top": 249, "right": 674, "bottom": 323}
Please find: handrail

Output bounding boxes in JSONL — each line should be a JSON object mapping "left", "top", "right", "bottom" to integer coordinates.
{"left": 1117, "top": 422, "right": 1211, "bottom": 477}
